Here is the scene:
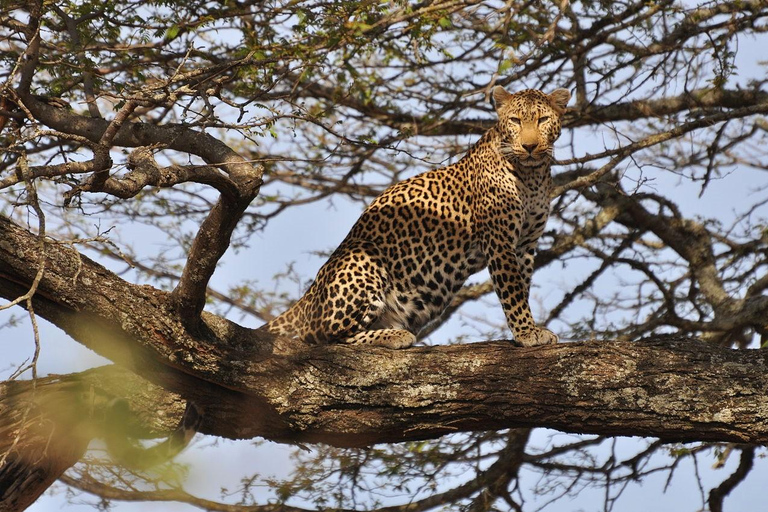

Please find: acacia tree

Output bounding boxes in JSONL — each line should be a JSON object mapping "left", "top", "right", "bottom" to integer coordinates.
{"left": 1, "top": 0, "right": 768, "bottom": 510}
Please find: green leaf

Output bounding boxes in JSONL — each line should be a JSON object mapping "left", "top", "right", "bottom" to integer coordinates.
{"left": 165, "top": 25, "right": 180, "bottom": 40}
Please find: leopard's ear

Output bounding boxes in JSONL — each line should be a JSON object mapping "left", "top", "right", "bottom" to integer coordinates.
{"left": 548, "top": 88, "right": 571, "bottom": 114}
{"left": 491, "top": 85, "right": 513, "bottom": 110}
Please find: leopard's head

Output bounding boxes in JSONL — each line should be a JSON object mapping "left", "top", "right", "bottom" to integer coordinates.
{"left": 492, "top": 86, "right": 571, "bottom": 167}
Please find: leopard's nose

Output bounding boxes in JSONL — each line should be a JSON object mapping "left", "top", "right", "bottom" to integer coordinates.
{"left": 522, "top": 143, "right": 537, "bottom": 155}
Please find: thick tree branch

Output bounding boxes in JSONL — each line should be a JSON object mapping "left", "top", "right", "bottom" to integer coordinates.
{"left": 0, "top": 215, "right": 296, "bottom": 380}
{"left": 3, "top": 341, "right": 768, "bottom": 510}
{"left": 2, "top": 214, "right": 768, "bottom": 447}
{"left": 170, "top": 191, "right": 259, "bottom": 327}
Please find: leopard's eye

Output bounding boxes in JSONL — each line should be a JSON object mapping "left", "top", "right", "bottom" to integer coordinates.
{"left": 538, "top": 116, "right": 550, "bottom": 124}
{"left": 509, "top": 117, "right": 521, "bottom": 126}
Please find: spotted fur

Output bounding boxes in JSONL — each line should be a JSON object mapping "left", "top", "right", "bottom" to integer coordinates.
{"left": 263, "top": 87, "right": 570, "bottom": 348}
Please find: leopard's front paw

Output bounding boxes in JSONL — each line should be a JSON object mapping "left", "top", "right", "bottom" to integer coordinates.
{"left": 514, "top": 326, "right": 559, "bottom": 347}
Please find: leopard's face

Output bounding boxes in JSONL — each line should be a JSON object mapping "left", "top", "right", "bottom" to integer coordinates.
{"left": 493, "top": 87, "right": 571, "bottom": 167}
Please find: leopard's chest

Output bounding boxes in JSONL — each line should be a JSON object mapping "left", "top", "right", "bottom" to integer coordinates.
{"left": 476, "top": 161, "right": 552, "bottom": 236}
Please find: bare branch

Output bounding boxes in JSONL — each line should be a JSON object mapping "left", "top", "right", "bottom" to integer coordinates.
{"left": 708, "top": 447, "right": 755, "bottom": 512}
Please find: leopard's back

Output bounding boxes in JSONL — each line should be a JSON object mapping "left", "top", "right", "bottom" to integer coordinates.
{"left": 265, "top": 162, "right": 486, "bottom": 344}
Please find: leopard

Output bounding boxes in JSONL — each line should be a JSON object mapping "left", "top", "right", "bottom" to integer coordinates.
{"left": 261, "top": 86, "right": 570, "bottom": 349}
